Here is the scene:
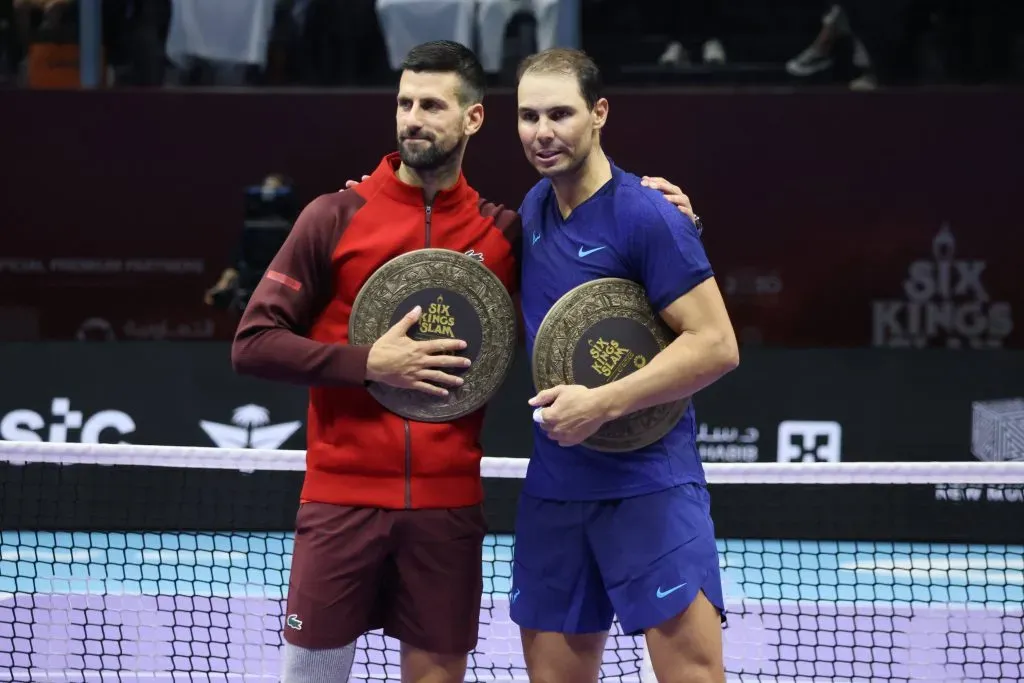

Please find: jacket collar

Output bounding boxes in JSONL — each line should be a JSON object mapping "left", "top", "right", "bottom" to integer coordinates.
{"left": 368, "top": 152, "right": 475, "bottom": 210}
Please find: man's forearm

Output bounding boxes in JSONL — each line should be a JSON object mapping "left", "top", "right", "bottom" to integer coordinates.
{"left": 232, "top": 326, "right": 371, "bottom": 387}
{"left": 594, "top": 332, "right": 739, "bottom": 419}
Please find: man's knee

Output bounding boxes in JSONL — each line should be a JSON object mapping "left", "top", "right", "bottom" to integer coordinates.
{"left": 281, "top": 641, "right": 357, "bottom": 683}
{"left": 399, "top": 641, "right": 469, "bottom": 683}
{"left": 521, "top": 629, "right": 608, "bottom": 683}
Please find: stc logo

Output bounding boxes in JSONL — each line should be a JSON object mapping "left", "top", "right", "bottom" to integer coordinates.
{"left": 0, "top": 398, "right": 136, "bottom": 443}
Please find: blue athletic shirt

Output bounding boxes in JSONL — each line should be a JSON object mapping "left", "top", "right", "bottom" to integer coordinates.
{"left": 519, "top": 161, "right": 714, "bottom": 501}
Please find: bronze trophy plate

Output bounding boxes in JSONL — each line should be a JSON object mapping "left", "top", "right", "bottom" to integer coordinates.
{"left": 531, "top": 278, "right": 689, "bottom": 451}
{"left": 349, "top": 248, "right": 517, "bottom": 422}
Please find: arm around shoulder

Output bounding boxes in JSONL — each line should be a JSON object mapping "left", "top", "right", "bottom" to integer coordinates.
{"left": 231, "top": 194, "right": 372, "bottom": 387}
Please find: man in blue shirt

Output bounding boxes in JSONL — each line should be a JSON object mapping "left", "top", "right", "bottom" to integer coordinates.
{"left": 510, "top": 47, "right": 740, "bottom": 683}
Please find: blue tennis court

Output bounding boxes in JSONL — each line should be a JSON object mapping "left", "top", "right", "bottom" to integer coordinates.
{"left": 2, "top": 531, "right": 1022, "bottom": 682}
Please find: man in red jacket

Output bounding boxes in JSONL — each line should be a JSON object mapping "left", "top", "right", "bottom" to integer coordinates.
{"left": 232, "top": 40, "right": 694, "bottom": 683}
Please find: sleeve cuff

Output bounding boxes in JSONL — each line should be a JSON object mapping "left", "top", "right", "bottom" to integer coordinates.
{"left": 326, "top": 344, "right": 372, "bottom": 386}
{"left": 652, "top": 268, "right": 714, "bottom": 312}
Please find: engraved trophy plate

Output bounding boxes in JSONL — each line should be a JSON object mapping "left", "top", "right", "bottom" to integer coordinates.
{"left": 532, "top": 278, "right": 689, "bottom": 451}
{"left": 350, "top": 249, "right": 517, "bottom": 422}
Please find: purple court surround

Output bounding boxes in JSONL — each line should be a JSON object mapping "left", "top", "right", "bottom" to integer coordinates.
{"left": 3, "top": 592, "right": 1022, "bottom": 682}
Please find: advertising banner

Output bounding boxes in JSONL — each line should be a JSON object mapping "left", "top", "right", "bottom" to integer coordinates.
{"left": 0, "top": 343, "right": 1021, "bottom": 541}
{"left": 3, "top": 89, "right": 1023, "bottom": 347}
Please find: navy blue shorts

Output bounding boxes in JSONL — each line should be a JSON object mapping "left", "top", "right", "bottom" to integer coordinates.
{"left": 509, "top": 484, "right": 725, "bottom": 635}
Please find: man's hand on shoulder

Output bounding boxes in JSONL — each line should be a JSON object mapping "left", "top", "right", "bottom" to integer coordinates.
{"left": 341, "top": 175, "right": 371, "bottom": 191}
{"left": 641, "top": 176, "right": 696, "bottom": 223}
{"left": 366, "top": 306, "right": 473, "bottom": 397}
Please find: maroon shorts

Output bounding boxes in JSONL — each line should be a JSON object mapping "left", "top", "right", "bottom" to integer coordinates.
{"left": 282, "top": 502, "right": 487, "bottom": 655}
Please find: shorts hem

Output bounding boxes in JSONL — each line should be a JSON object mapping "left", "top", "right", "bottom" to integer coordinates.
{"left": 510, "top": 611, "right": 614, "bottom": 636}
{"left": 385, "top": 626, "right": 478, "bottom": 656}
{"left": 619, "top": 585, "right": 728, "bottom": 636}
{"left": 282, "top": 624, "right": 368, "bottom": 651}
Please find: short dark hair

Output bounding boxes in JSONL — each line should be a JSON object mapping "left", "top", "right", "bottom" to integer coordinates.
{"left": 400, "top": 40, "right": 487, "bottom": 107}
{"left": 516, "top": 48, "right": 603, "bottom": 110}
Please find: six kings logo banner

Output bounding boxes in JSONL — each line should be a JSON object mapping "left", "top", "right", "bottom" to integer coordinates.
{"left": 872, "top": 224, "right": 1014, "bottom": 349}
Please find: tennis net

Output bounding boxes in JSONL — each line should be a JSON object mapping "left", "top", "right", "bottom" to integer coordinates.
{"left": 1, "top": 441, "right": 1022, "bottom": 683}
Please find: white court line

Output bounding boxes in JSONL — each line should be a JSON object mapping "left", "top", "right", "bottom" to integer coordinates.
{"left": 845, "top": 568, "right": 1024, "bottom": 584}
{"left": 842, "top": 557, "right": 1024, "bottom": 570}
{"left": 0, "top": 549, "right": 252, "bottom": 564}
{"left": 4, "top": 584, "right": 1022, "bottom": 619}
{"left": 2, "top": 589, "right": 1019, "bottom": 611}
{"left": 839, "top": 557, "right": 1024, "bottom": 584}
{"left": 728, "top": 597, "right": 1023, "bottom": 614}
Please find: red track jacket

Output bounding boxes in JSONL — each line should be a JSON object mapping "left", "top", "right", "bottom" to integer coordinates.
{"left": 232, "top": 153, "right": 521, "bottom": 509}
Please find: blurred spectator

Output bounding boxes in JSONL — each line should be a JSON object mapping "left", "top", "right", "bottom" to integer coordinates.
{"left": 6, "top": 0, "right": 170, "bottom": 87}
{"left": 4, "top": 0, "right": 1020, "bottom": 89}
{"left": 787, "top": 1, "right": 1022, "bottom": 89}
{"left": 205, "top": 174, "right": 298, "bottom": 316}
{"left": 292, "top": 0, "right": 389, "bottom": 86}
{"left": 13, "top": 0, "right": 69, "bottom": 45}
{"left": 786, "top": 4, "right": 872, "bottom": 86}
{"left": 162, "top": 0, "right": 389, "bottom": 87}
{"left": 10, "top": 0, "right": 71, "bottom": 80}
{"left": 841, "top": 0, "right": 935, "bottom": 88}
{"left": 164, "top": 0, "right": 277, "bottom": 85}
{"left": 657, "top": 0, "right": 727, "bottom": 68}
{"left": 106, "top": 0, "right": 171, "bottom": 87}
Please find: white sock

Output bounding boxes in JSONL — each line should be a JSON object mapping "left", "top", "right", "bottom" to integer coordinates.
{"left": 281, "top": 641, "right": 357, "bottom": 683}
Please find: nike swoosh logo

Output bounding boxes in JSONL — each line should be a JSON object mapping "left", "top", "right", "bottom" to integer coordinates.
{"left": 578, "top": 245, "right": 606, "bottom": 257}
{"left": 655, "top": 583, "right": 687, "bottom": 598}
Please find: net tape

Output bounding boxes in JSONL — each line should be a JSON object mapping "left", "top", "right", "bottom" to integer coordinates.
{"left": 2, "top": 441, "right": 1023, "bottom": 683}
{"left": 2, "top": 441, "right": 1023, "bottom": 482}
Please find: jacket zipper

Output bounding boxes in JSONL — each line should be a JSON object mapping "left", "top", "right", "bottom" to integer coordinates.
{"left": 424, "top": 205, "right": 433, "bottom": 247}
{"left": 404, "top": 203, "right": 434, "bottom": 509}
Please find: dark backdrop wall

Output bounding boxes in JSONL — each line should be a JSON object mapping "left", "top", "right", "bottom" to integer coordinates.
{"left": 1, "top": 88, "right": 1022, "bottom": 348}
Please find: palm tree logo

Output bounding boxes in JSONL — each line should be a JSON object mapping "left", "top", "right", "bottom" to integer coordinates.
{"left": 233, "top": 404, "right": 270, "bottom": 438}
{"left": 200, "top": 403, "right": 302, "bottom": 449}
